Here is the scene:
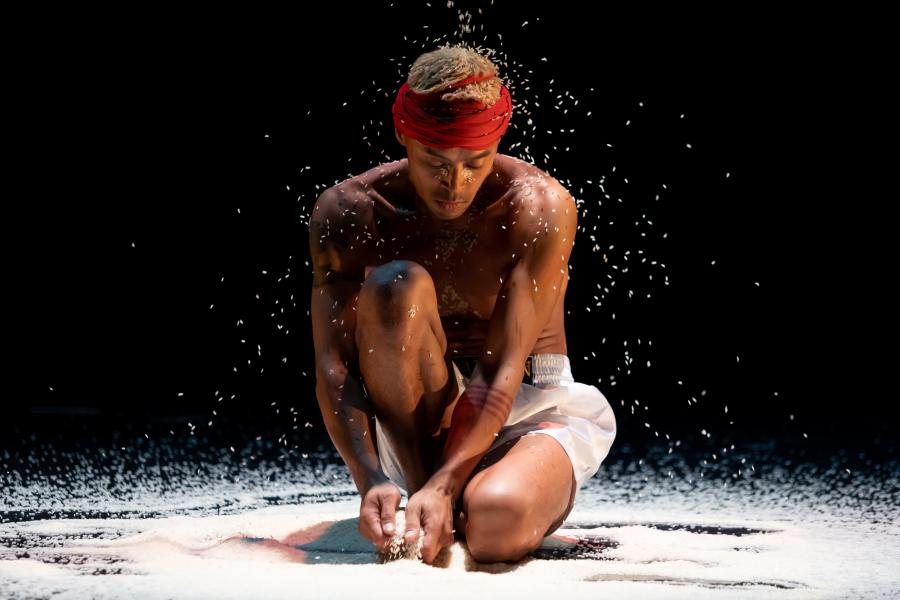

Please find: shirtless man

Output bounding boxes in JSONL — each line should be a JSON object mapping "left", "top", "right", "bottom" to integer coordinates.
{"left": 309, "top": 46, "right": 615, "bottom": 564}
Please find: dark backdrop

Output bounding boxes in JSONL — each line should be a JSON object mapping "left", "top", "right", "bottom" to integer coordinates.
{"left": 9, "top": 5, "right": 890, "bottom": 449}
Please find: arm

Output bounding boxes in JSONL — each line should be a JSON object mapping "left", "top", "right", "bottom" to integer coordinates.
{"left": 428, "top": 183, "right": 578, "bottom": 501}
{"left": 309, "top": 190, "right": 387, "bottom": 496}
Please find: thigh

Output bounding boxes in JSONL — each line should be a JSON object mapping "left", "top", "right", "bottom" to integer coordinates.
{"left": 356, "top": 261, "right": 456, "bottom": 419}
{"left": 460, "top": 432, "right": 576, "bottom": 536}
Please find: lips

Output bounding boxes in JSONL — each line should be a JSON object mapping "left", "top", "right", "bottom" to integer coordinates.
{"left": 437, "top": 200, "right": 464, "bottom": 210}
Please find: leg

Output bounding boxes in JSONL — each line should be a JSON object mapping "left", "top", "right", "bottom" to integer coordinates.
{"left": 355, "top": 260, "right": 458, "bottom": 495}
{"left": 458, "top": 433, "right": 576, "bottom": 563}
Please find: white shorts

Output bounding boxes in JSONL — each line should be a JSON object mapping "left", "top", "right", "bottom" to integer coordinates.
{"left": 374, "top": 353, "right": 617, "bottom": 496}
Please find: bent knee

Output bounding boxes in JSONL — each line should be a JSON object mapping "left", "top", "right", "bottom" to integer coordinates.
{"left": 358, "top": 260, "right": 435, "bottom": 322}
{"left": 463, "top": 485, "right": 539, "bottom": 562}
{"left": 466, "top": 529, "right": 538, "bottom": 563}
{"left": 363, "top": 260, "right": 431, "bottom": 288}
{"left": 463, "top": 480, "right": 531, "bottom": 522}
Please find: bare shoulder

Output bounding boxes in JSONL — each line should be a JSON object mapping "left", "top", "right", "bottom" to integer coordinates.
{"left": 312, "top": 164, "right": 402, "bottom": 251}
{"left": 310, "top": 159, "right": 412, "bottom": 231}
{"left": 309, "top": 177, "right": 377, "bottom": 285}
{"left": 500, "top": 157, "right": 577, "bottom": 244}
{"left": 310, "top": 178, "right": 375, "bottom": 233}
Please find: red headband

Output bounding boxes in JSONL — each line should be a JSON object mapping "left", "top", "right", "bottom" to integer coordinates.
{"left": 392, "top": 71, "right": 513, "bottom": 150}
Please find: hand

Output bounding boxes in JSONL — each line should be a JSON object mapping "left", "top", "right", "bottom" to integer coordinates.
{"left": 402, "top": 485, "right": 455, "bottom": 564}
{"left": 358, "top": 480, "right": 402, "bottom": 553}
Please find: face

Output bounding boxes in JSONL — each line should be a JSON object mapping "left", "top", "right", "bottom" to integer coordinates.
{"left": 395, "top": 129, "right": 500, "bottom": 221}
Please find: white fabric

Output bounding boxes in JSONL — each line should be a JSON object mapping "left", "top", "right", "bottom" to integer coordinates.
{"left": 374, "top": 354, "right": 617, "bottom": 495}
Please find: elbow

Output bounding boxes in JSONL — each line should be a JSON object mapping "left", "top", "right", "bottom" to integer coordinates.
{"left": 315, "top": 356, "right": 360, "bottom": 393}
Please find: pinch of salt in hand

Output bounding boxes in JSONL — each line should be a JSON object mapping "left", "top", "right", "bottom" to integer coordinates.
{"left": 381, "top": 510, "right": 425, "bottom": 562}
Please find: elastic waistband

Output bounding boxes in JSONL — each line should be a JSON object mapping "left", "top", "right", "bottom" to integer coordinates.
{"left": 452, "top": 353, "right": 572, "bottom": 386}
{"left": 530, "top": 353, "right": 572, "bottom": 387}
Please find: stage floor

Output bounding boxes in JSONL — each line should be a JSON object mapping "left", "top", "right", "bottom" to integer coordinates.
{"left": 2, "top": 430, "right": 897, "bottom": 598}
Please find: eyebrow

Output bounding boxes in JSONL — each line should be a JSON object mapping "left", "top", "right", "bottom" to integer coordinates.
{"left": 425, "top": 148, "right": 492, "bottom": 160}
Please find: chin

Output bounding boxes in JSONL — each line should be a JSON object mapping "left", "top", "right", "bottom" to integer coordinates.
{"left": 430, "top": 198, "right": 470, "bottom": 218}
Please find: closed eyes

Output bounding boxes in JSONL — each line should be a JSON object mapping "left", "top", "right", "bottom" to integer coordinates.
{"left": 427, "top": 161, "right": 484, "bottom": 170}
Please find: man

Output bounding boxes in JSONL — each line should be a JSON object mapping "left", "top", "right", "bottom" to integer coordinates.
{"left": 309, "top": 45, "right": 616, "bottom": 565}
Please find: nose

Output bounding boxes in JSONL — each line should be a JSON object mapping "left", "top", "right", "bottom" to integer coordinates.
{"left": 442, "top": 164, "right": 471, "bottom": 194}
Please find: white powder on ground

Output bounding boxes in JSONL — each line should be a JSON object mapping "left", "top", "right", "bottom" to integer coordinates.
{"left": 2, "top": 500, "right": 899, "bottom": 598}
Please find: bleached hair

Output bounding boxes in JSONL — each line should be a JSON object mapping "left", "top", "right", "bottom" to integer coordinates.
{"left": 407, "top": 45, "right": 502, "bottom": 106}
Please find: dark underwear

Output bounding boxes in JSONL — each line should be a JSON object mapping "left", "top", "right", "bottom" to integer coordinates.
{"left": 359, "top": 356, "right": 538, "bottom": 401}
{"left": 452, "top": 354, "right": 536, "bottom": 385}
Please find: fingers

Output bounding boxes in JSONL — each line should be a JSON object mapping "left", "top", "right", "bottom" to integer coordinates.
{"left": 421, "top": 517, "right": 440, "bottom": 564}
{"left": 359, "top": 484, "right": 401, "bottom": 553}
{"left": 403, "top": 503, "right": 422, "bottom": 545}
{"left": 380, "top": 493, "right": 399, "bottom": 537}
{"left": 404, "top": 499, "right": 452, "bottom": 564}
{"left": 420, "top": 514, "right": 453, "bottom": 565}
{"left": 380, "top": 489, "right": 454, "bottom": 564}
{"left": 404, "top": 504, "right": 440, "bottom": 564}
{"left": 359, "top": 501, "right": 388, "bottom": 550}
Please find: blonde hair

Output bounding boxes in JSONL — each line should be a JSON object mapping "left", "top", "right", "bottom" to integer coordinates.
{"left": 407, "top": 45, "right": 502, "bottom": 106}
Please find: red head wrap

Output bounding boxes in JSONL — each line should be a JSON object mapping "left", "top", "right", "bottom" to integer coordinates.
{"left": 392, "top": 71, "right": 513, "bottom": 150}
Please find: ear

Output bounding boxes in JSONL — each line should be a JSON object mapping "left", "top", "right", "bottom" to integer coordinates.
{"left": 394, "top": 127, "right": 408, "bottom": 147}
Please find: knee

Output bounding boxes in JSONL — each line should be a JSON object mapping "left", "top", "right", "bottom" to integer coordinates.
{"left": 463, "top": 484, "right": 540, "bottom": 563}
{"left": 358, "top": 260, "right": 435, "bottom": 325}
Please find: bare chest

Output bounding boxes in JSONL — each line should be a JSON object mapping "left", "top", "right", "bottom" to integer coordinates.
{"left": 378, "top": 218, "right": 512, "bottom": 319}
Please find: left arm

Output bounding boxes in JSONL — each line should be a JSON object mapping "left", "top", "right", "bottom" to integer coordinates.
{"left": 427, "top": 183, "right": 578, "bottom": 501}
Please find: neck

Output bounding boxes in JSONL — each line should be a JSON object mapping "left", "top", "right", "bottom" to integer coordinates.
{"left": 414, "top": 198, "right": 476, "bottom": 232}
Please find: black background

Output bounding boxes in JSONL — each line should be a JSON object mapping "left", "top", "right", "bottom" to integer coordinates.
{"left": 9, "top": 4, "right": 892, "bottom": 447}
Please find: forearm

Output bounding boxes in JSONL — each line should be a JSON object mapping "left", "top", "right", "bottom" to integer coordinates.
{"left": 315, "top": 367, "right": 388, "bottom": 495}
{"left": 429, "top": 366, "right": 518, "bottom": 501}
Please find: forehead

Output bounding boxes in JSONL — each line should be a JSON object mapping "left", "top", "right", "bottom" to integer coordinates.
{"left": 416, "top": 140, "right": 497, "bottom": 160}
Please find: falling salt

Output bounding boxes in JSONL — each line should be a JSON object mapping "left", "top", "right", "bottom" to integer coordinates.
{"left": 382, "top": 510, "right": 425, "bottom": 562}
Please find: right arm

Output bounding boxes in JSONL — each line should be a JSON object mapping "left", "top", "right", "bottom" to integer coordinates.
{"left": 309, "top": 190, "right": 387, "bottom": 496}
